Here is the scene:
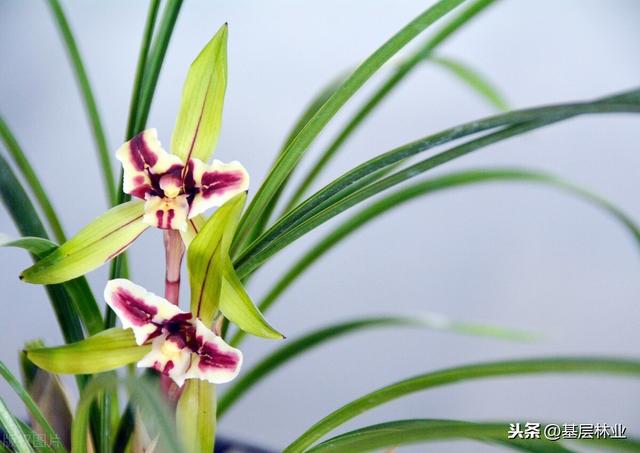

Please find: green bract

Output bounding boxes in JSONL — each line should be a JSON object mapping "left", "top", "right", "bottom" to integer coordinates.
{"left": 171, "top": 23, "right": 228, "bottom": 163}
{"left": 188, "top": 192, "right": 284, "bottom": 338}
{"left": 20, "top": 201, "right": 147, "bottom": 285}
{"left": 26, "top": 328, "right": 149, "bottom": 375}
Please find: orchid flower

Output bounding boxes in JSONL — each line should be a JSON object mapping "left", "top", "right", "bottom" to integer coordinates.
{"left": 105, "top": 278, "right": 242, "bottom": 387}
{"left": 116, "top": 128, "right": 248, "bottom": 232}
{"left": 20, "top": 24, "right": 239, "bottom": 285}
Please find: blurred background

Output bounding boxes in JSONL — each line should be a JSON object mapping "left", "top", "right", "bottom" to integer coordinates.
{"left": 1, "top": 1, "right": 639, "bottom": 451}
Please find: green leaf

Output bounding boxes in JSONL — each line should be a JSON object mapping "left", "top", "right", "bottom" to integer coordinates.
{"left": 283, "top": 357, "right": 640, "bottom": 452}
{"left": 0, "top": 152, "right": 84, "bottom": 344}
{"left": 26, "top": 328, "right": 149, "bottom": 375}
{"left": 219, "top": 315, "right": 534, "bottom": 417}
{"left": 234, "top": 89, "right": 640, "bottom": 278}
{"left": 277, "top": 0, "right": 499, "bottom": 219}
{"left": 430, "top": 55, "right": 508, "bottom": 110}
{"left": 0, "top": 394, "right": 34, "bottom": 453}
{"left": 20, "top": 200, "right": 148, "bottom": 285}
{"left": 0, "top": 116, "right": 66, "bottom": 243}
{"left": 188, "top": 193, "right": 245, "bottom": 325}
{"left": 2, "top": 235, "right": 104, "bottom": 335}
{"left": 241, "top": 71, "right": 353, "bottom": 247}
{"left": 234, "top": 0, "right": 467, "bottom": 250}
{"left": 176, "top": 380, "right": 216, "bottom": 453}
{"left": 220, "top": 259, "right": 283, "bottom": 340}
{"left": 0, "top": 361, "right": 66, "bottom": 453}
{"left": 72, "top": 375, "right": 180, "bottom": 453}
{"left": 46, "top": 0, "right": 115, "bottom": 206}
{"left": 116, "top": 0, "right": 184, "bottom": 206}
{"left": 305, "top": 419, "right": 579, "bottom": 453}
{"left": 172, "top": 23, "right": 228, "bottom": 163}
{"left": 239, "top": 168, "right": 640, "bottom": 329}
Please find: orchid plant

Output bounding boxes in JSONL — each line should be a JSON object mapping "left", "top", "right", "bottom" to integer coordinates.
{"left": 1, "top": 0, "right": 639, "bottom": 452}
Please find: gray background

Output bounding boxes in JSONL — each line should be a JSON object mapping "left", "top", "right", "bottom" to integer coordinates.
{"left": 1, "top": 1, "right": 639, "bottom": 451}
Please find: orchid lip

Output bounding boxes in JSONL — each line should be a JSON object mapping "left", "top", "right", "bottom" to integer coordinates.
{"left": 104, "top": 278, "right": 243, "bottom": 386}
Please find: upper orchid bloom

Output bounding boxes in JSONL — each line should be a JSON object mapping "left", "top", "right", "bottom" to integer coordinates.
{"left": 19, "top": 24, "right": 248, "bottom": 285}
{"left": 116, "top": 128, "right": 248, "bottom": 232}
{"left": 105, "top": 278, "right": 242, "bottom": 387}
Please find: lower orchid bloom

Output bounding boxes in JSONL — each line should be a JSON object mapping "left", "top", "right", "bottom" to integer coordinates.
{"left": 105, "top": 278, "right": 242, "bottom": 387}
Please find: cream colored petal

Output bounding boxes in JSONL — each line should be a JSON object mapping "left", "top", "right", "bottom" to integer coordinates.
{"left": 142, "top": 195, "right": 189, "bottom": 231}
{"left": 188, "top": 159, "right": 249, "bottom": 218}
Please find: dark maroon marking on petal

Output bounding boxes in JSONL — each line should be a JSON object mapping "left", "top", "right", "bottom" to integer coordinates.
{"left": 197, "top": 338, "right": 240, "bottom": 371}
{"left": 111, "top": 288, "right": 158, "bottom": 326}
{"left": 155, "top": 210, "right": 165, "bottom": 228}
{"left": 166, "top": 209, "right": 175, "bottom": 229}
{"left": 182, "top": 160, "right": 197, "bottom": 194}
{"left": 162, "top": 314, "right": 198, "bottom": 350}
{"left": 199, "top": 171, "right": 244, "bottom": 198}
{"left": 129, "top": 133, "right": 158, "bottom": 171}
{"left": 134, "top": 175, "right": 146, "bottom": 185}
{"left": 162, "top": 360, "right": 174, "bottom": 375}
{"left": 129, "top": 184, "right": 152, "bottom": 199}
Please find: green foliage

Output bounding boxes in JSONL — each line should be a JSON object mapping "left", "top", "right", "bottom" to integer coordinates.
{"left": 284, "top": 357, "right": 640, "bottom": 452}
{"left": 176, "top": 380, "right": 217, "bottom": 453}
{"left": 171, "top": 23, "right": 228, "bottom": 163}
{"left": 1, "top": 1, "right": 639, "bottom": 452}
{"left": 26, "top": 328, "right": 149, "bottom": 375}
{"left": 20, "top": 201, "right": 147, "bottom": 285}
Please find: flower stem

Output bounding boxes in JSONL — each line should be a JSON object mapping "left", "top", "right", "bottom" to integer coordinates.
{"left": 163, "top": 230, "right": 185, "bottom": 306}
{"left": 161, "top": 230, "right": 185, "bottom": 403}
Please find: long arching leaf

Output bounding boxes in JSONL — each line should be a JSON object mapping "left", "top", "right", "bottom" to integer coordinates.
{"left": 278, "top": 0, "right": 499, "bottom": 215}
{"left": 429, "top": 55, "right": 509, "bottom": 110}
{"left": 220, "top": 315, "right": 534, "bottom": 417}
{"left": 0, "top": 153, "right": 84, "bottom": 344}
{"left": 233, "top": 0, "right": 467, "bottom": 250}
{"left": 45, "top": 0, "right": 114, "bottom": 205}
{"left": 306, "top": 419, "right": 578, "bottom": 453}
{"left": 231, "top": 168, "right": 640, "bottom": 337}
{"left": 0, "top": 395, "right": 34, "bottom": 453}
{"left": 283, "top": 357, "right": 640, "bottom": 452}
{"left": 0, "top": 362, "right": 66, "bottom": 453}
{"left": 234, "top": 90, "right": 640, "bottom": 278}
{"left": 0, "top": 117, "right": 66, "bottom": 243}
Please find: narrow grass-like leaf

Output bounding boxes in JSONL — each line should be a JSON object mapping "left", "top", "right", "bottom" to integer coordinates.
{"left": 430, "top": 55, "right": 508, "bottom": 110}
{"left": 0, "top": 395, "right": 34, "bottom": 453}
{"left": 106, "top": 0, "right": 162, "bottom": 332}
{"left": 20, "top": 200, "right": 148, "bottom": 285}
{"left": 305, "top": 419, "right": 580, "bottom": 453}
{"left": 279, "top": 0, "right": 499, "bottom": 215}
{"left": 1, "top": 235, "right": 103, "bottom": 335}
{"left": 26, "top": 328, "right": 149, "bottom": 375}
{"left": 243, "top": 71, "right": 352, "bottom": 247}
{"left": 236, "top": 168, "right": 640, "bottom": 331}
{"left": 0, "top": 153, "right": 83, "bottom": 344}
{"left": 234, "top": 90, "right": 640, "bottom": 278}
{"left": 220, "top": 315, "right": 534, "bottom": 417}
{"left": 123, "top": 0, "right": 161, "bottom": 143}
{"left": 72, "top": 375, "right": 180, "bottom": 453}
{"left": 234, "top": 0, "right": 467, "bottom": 250}
{"left": 283, "top": 357, "right": 640, "bottom": 452}
{"left": 0, "top": 362, "right": 65, "bottom": 453}
{"left": 176, "top": 380, "right": 216, "bottom": 453}
{"left": 46, "top": 0, "right": 115, "bottom": 205}
{"left": 0, "top": 116, "right": 66, "bottom": 242}
{"left": 116, "top": 0, "right": 184, "bottom": 205}
{"left": 171, "top": 23, "right": 228, "bottom": 163}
